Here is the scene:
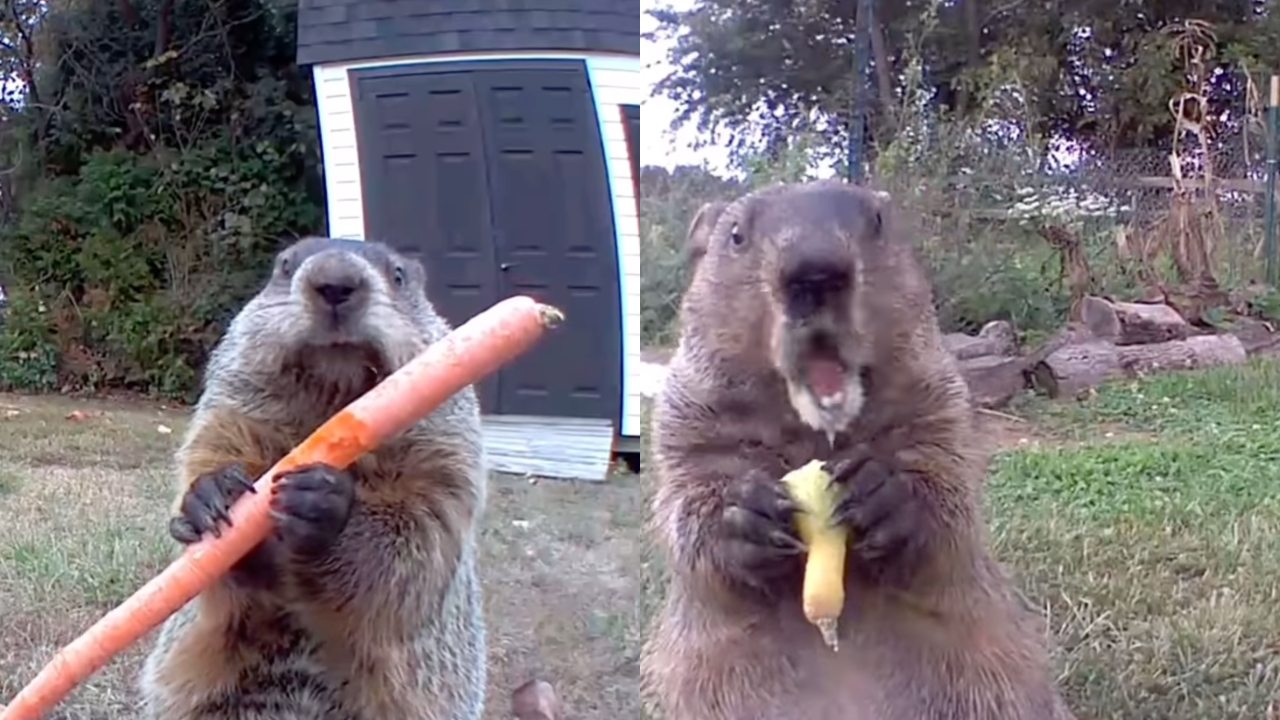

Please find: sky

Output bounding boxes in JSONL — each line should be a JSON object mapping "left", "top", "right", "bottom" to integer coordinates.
{"left": 639, "top": 0, "right": 735, "bottom": 175}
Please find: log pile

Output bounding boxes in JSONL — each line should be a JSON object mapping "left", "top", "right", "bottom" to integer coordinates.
{"left": 944, "top": 296, "right": 1276, "bottom": 409}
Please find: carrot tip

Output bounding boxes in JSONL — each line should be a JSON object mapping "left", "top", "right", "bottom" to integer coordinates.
{"left": 537, "top": 304, "right": 566, "bottom": 328}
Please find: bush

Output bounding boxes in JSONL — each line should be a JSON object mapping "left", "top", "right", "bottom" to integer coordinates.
{"left": 0, "top": 135, "right": 320, "bottom": 400}
{"left": 0, "top": 290, "right": 59, "bottom": 392}
{"left": 0, "top": 0, "right": 323, "bottom": 400}
{"left": 637, "top": 119, "right": 1163, "bottom": 348}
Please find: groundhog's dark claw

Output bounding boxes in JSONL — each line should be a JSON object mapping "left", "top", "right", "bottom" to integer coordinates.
{"left": 830, "top": 453, "right": 927, "bottom": 574}
{"left": 270, "top": 462, "right": 355, "bottom": 558}
{"left": 170, "top": 463, "right": 257, "bottom": 545}
{"left": 720, "top": 471, "right": 805, "bottom": 591}
{"left": 168, "top": 516, "right": 201, "bottom": 544}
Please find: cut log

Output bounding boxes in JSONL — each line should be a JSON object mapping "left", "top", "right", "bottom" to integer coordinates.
{"left": 1030, "top": 341, "right": 1121, "bottom": 399}
{"left": 1078, "top": 296, "right": 1193, "bottom": 345}
{"left": 1077, "top": 296, "right": 1120, "bottom": 338}
{"left": 1228, "top": 317, "right": 1280, "bottom": 355}
{"left": 1031, "top": 334, "right": 1248, "bottom": 399}
{"left": 1023, "top": 322, "right": 1096, "bottom": 368}
{"left": 943, "top": 320, "right": 1018, "bottom": 360}
{"left": 958, "top": 354, "right": 1028, "bottom": 409}
{"left": 1118, "top": 334, "right": 1247, "bottom": 375}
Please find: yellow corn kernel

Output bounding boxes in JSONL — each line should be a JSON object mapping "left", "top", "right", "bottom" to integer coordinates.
{"left": 781, "top": 459, "right": 847, "bottom": 651}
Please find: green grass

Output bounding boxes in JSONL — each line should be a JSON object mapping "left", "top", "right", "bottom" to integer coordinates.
{"left": 1011, "top": 356, "right": 1280, "bottom": 440}
{"left": 990, "top": 358, "right": 1280, "bottom": 719}
{"left": 0, "top": 468, "right": 19, "bottom": 495}
{"left": 0, "top": 392, "right": 654, "bottom": 719}
{"left": 4, "top": 359, "right": 1279, "bottom": 719}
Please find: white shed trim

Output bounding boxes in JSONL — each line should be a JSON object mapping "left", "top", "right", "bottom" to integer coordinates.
{"left": 310, "top": 50, "right": 641, "bottom": 440}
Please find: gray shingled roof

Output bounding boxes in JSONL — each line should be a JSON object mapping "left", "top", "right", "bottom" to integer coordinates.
{"left": 296, "top": 0, "right": 639, "bottom": 66}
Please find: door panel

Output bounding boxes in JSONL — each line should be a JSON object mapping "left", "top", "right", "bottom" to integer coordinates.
{"left": 352, "top": 71, "right": 500, "bottom": 412}
{"left": 473, "top": 67, "right": 622, "bottom": 422}
{"left": 353, "top": 61, "right": 622, "bottom": 424}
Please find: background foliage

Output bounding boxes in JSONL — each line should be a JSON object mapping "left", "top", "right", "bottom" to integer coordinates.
{"left": 0, "top": 0, "right": 323, "bottom": 399}
{"left": 647, "top": 0, "right": 1279, "bottom": 167}
{"left": 642, "top": 0, "right": 1280, "bottom": 348}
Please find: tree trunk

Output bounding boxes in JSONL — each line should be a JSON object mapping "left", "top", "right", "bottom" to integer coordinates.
{"left": 1031, "top": 334, "right": 1247, "bottom": 399}
{"left": 155, "top": 0, "right": 176, "bottom": 56}
{"left": 867, "top": 6, "right": 896, "bottom": 126}
{"left": 117, "top": 0, "right": 140, "bottom": 26}
{"left": 955, "top": 0, "right": 982, "bottom": 115}
{"left": 1078, "top": 296, "right": 1193, "bottom": 345}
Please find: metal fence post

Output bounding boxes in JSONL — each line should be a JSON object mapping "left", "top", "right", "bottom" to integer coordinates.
{"left": 1266, "top": 75, "right": 1279, "bottom": 286}
{"left": 847, "top": 0, "right": 871, "bottom": 184}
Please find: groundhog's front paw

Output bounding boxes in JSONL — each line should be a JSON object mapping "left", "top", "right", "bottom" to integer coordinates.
{"left": 169, "top": 463, "right": 257, "bottom": 544}
{"left": 828, "top": 452, "right": 929, "bottom": 575}
{"left": 719, "top": 470, "right": 807, "bottom": 592}
{"left": 270, "top": 463, "right": 355, "bottom": 558}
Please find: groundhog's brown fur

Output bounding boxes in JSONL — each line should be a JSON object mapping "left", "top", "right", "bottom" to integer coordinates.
{"left": 138, "top": 237, "right": 487, "bottom": 720}
{"left": 640, "top": 181, "right": 1074, "bottom": 720}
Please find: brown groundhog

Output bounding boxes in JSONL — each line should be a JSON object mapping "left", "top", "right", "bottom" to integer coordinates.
{"left": 640, "top": 180, "right": 1075, "bottom": 720}
{"left": 138, "top": 237, "right": 487, "bottom": 720}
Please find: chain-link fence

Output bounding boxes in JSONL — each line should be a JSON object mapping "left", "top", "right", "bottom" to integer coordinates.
{"left": 871, "top": 128, "right": 1275, "bottom": 337}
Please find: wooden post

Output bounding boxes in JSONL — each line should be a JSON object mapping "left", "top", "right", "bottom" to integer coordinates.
{"left": 1265, "top": 75, "right": 1280, "bottom": 286}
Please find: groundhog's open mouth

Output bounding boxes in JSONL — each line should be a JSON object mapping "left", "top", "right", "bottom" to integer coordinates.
{"left": 801, "top": 333, "right": 849, "bottom": 408}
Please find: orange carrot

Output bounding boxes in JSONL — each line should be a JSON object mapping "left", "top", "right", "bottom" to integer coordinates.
{"left": 0, "top": 295, "right": 564, "bottom": 720}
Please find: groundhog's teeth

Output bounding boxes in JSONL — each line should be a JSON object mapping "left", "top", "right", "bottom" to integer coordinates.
{"left": 818, "top": 391, "right": 845, "bottom": 409}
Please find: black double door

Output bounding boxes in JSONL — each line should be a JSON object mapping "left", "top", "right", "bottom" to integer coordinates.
{"left": 353, "top": 60, "right": 622, "bottom": 424}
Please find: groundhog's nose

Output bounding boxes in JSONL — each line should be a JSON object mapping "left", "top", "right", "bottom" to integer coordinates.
{"left": 781, "top": 256, "right": 852, "bottom": 319}
{"left": 313, "top": 281, "right": 360, "bottom": 308}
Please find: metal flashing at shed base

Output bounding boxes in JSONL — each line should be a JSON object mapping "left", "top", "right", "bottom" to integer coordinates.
{"left": 482, "top": 414, "right": 617, "bottom": 482}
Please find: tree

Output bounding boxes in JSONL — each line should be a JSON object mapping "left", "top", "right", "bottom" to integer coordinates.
{"left": 646, "top": 0, "right": 1280, "bottom": 165}
{"left": 0, "top": 0, "right": 324, "bottom": 398}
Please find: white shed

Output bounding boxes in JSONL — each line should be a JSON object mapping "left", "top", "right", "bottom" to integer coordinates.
{"left": 296, "top": 1, "right": 641, "bottom": 480}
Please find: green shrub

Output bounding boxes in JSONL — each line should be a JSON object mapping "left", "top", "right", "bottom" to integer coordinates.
{"left": 0, "top": 290, "right": 60, "bottom": 392}
{"left": 0, "top": 0, "right": 322, "bottom": 400}
{"left": 0, "top": 136, "right": 320, "bottom": 399}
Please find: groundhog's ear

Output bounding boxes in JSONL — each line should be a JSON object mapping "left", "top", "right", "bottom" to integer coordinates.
{"left": 684, "top": 201, "right": 728, "bottom": 267}
{"left": 866, "top": 189, "right": 891, "bottom": 239}
{"left": 408, "top": 255, "right": 429, "bottom": 293}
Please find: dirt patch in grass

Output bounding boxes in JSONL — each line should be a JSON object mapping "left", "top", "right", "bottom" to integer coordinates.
{"left": 0, "top": 393, "right": 654, "bottom": 720}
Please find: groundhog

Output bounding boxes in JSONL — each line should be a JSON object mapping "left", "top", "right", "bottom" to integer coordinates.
{"left": 138, "top": 237, "right": 487, "bottom": 720}
{"left": 640, "top": 180, "right": 1075, "bottom": 720}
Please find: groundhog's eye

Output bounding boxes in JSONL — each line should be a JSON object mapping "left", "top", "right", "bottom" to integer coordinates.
{"left": 729, "top": 223, "right": 747, "bottom": 248}
{"left": 279, "top": 256, "right": 292, "bottom": 276}
{"left": 393, "top": 265, "right": 406, "bottom": 288}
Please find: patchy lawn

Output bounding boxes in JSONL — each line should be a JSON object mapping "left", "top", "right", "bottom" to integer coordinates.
{"left": 0, "top": 392, "right": 656, "bottom": 720}
{"left": 994, "top": 359, "right": 1280, "bottom": 719}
